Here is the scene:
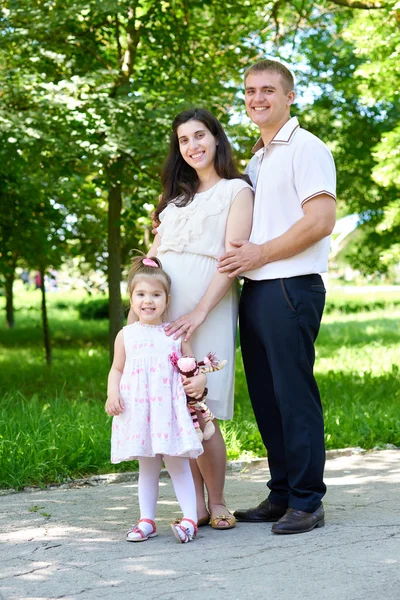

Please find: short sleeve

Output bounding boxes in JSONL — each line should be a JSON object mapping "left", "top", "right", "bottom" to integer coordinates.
{"left": 229, "top": 178, "right": 253, "bottom": 203}
{"left": 293, "top": 138, "right": 336, "bottom": 206}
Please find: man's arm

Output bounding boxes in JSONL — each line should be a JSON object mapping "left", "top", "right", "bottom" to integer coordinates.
{"left": 218, "top": 194, "right": 336, "bottom": 278}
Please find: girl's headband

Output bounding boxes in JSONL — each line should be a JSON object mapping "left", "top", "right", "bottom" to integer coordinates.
{"left": 142, "top": 258, "right": 158, "bottom": 268}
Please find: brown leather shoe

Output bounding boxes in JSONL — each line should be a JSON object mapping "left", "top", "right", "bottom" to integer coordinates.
{"left": 233, "top": 499, "right": 287, "bottom": 522}
{"left": 271, "top": 504, "right": 325, "bottom": 534}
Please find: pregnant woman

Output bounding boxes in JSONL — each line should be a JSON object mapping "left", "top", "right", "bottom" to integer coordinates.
{"left": 131, "top": 108, "right": 253, "bottom": 529}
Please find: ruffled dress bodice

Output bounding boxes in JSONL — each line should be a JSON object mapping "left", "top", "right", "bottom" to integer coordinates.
{"left": 157, "top": 178, "right": 251, "bottom": 259}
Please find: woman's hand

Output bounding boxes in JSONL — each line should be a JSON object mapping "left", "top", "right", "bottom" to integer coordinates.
{"left": 182, "top": 373, "right": 207, "bottom": 399}
{"left": 164, "top": 308, "right": 207, "bottom": 341}
{"left": 151, "top": 211, "right": 160, "bottom": 235}
{"left": 150, "top": 195, "right": 162, "bottom": 234}
{"left": 105, "top": 394, "right": 125, "bottom": 416}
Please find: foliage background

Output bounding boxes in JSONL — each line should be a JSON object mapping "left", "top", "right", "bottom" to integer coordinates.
{"left": 1, "top": 0, "right": 399, "bottom": 343}
{"left": 1, "top": 287, "right": 399, "bottom": 490}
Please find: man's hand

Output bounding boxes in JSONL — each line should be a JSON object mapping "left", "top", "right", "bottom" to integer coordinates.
{"left": 164, "top": 308, "right": 207, "bottom": 341}
{"left": 218, "top": 240, "right": 266, "bottom": 278}
{"left": 105, "top": 395, "right": 125, "bottom": 416}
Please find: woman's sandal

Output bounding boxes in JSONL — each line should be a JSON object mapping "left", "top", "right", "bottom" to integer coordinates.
{"left": 126, "top": 518, "right": 157, "bottom": 542}
{"left": 171, "top": 518, "right": 198, "bottom": 543}
{"left": 197, "top": 512, "right": 210, "bottom": 527}
{"left": 210, "top": 512, "right": 237, "bottom": 530}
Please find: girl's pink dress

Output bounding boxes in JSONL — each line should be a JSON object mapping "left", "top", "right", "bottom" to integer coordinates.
{"left": 110, "top": 322, "right": 203, "bottom": 463}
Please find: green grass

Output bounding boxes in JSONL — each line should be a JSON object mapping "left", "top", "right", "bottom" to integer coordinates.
{"left": 315, "top": 309, "right": 400, "bottom": 449}
{"left": 1, "top": 287, "right": 399, "bottom": 489}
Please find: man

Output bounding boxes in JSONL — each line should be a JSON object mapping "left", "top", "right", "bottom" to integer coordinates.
{"left": 218, "top": 60, "right": 336, "bottom": 534}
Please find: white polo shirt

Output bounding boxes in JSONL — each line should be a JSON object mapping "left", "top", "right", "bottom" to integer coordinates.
{"left": 242, "top": 116, "right": 336, "bottom": 281}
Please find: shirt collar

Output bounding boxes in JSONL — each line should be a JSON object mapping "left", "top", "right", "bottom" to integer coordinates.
{"left": 251, "top": 116, "right": 300, "bottom": 155}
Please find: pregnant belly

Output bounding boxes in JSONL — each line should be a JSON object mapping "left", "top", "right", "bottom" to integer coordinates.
{"left": 158, "top": 251, "right": 217, "bottom": 320}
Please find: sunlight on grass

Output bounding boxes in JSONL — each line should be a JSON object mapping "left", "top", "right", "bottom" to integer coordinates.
{"left": 317, "top": 345, "right": 399, "bottom": 376}
{"left": 317, "top": 310, "right": 400, "bottom": 375}
{"left": 1, "top": 289, "right": 399, "bottom": 488}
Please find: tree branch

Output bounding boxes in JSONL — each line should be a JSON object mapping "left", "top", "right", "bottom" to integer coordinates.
{"left": 289, "top": 0, "right": 310, "bottom": 50}
{"left": 115, "top": 14, "right": 122, "bottom": 65}
{"left": 270, "top": 0, "right": 285, "bottom": 42}
{"left": 116, "top": 1, "right": 159, "bottom": 89}
{"left": 81, "top": 43, "right": 113, "bottom": 70}
{"left": 328, "top": 0, "right": 387, "bottom": 9}
{"left": 127, "top": 0, "right": 159, "bottom": 70}
{"left": 263, "top": 0, "right": 286, "bottom": 47}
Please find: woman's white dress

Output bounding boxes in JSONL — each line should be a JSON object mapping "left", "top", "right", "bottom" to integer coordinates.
{"left": 157, "top": 178, "right": 252, "bottom": 420}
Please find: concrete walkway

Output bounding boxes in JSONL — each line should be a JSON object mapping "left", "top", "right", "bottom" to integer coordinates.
{"left": 1, "top": 449, "right": 399, "bottom": 600}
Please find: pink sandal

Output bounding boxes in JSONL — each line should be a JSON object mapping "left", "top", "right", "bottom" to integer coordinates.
{"left": 126, "top": 518, "right": 157, "bottom": 542}
{"left": 170, "top": 518, "right": 198, "bottom": 543}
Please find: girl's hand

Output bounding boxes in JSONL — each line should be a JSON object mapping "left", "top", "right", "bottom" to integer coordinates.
{"left": 105, "top": 395, "right": 125, "bottom": 416}
{"left": 164, "top": 308, "right": 207, "bottom": 341}
{"left": 183, "top": 373, "right": 207, "bottom": 399}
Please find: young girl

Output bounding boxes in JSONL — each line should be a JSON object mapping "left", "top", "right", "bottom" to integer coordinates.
{"left": 105, "top": 256, "right": 206, "bottom": 544}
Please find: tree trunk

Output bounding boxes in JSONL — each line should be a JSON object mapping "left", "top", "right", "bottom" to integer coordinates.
{"left": 4, "top": 269, "right": 15, "bottom": 328}
{"left": 39, "top": 267, "right": 52, "bottom": 365}
{"left": 107, "top": 169, "right": 124, "bottom": 362}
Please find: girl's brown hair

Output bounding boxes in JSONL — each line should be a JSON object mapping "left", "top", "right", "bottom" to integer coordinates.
{"left": 127, "top": 255, "right": 171, "bottom": 300}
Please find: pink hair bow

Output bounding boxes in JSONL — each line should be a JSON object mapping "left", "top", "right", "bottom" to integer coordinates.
{"left": 142, "top": 258, "right": 158, "bottom": 267}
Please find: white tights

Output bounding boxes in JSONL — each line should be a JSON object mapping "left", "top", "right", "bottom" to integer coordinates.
{"left": 138, "top": 455, "right": 197, "bottom": 524}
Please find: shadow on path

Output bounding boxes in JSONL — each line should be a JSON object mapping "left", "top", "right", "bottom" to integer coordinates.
{"left": 1, "top": 450, "right": 399, "bottom": 600}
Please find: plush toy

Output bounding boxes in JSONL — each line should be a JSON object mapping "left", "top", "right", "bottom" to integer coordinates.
{"left": 170, "top": 352, "right": 227, "bottom": 441}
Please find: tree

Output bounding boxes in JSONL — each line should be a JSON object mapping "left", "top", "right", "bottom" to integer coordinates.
{"left": 2, "top": 0, "right": 273, "bottom": 357}
{"left": 2, "top": 0, "right": 400, "bottom": 349}
{"left": 300, "top": 2, "right": 400, "bottom": 275}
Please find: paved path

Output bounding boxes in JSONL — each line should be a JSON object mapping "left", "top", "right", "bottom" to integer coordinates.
{"left": 1, "top": 450, "right": 399, "bottom": 600}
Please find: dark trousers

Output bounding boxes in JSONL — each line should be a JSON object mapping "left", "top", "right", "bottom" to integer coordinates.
{"left": 239, "top": 274, "right": 327, "bottom": 512}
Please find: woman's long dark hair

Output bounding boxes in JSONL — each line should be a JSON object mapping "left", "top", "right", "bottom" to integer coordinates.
{"left": 154, "top": 108, "right": 249, "bottom": 222}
